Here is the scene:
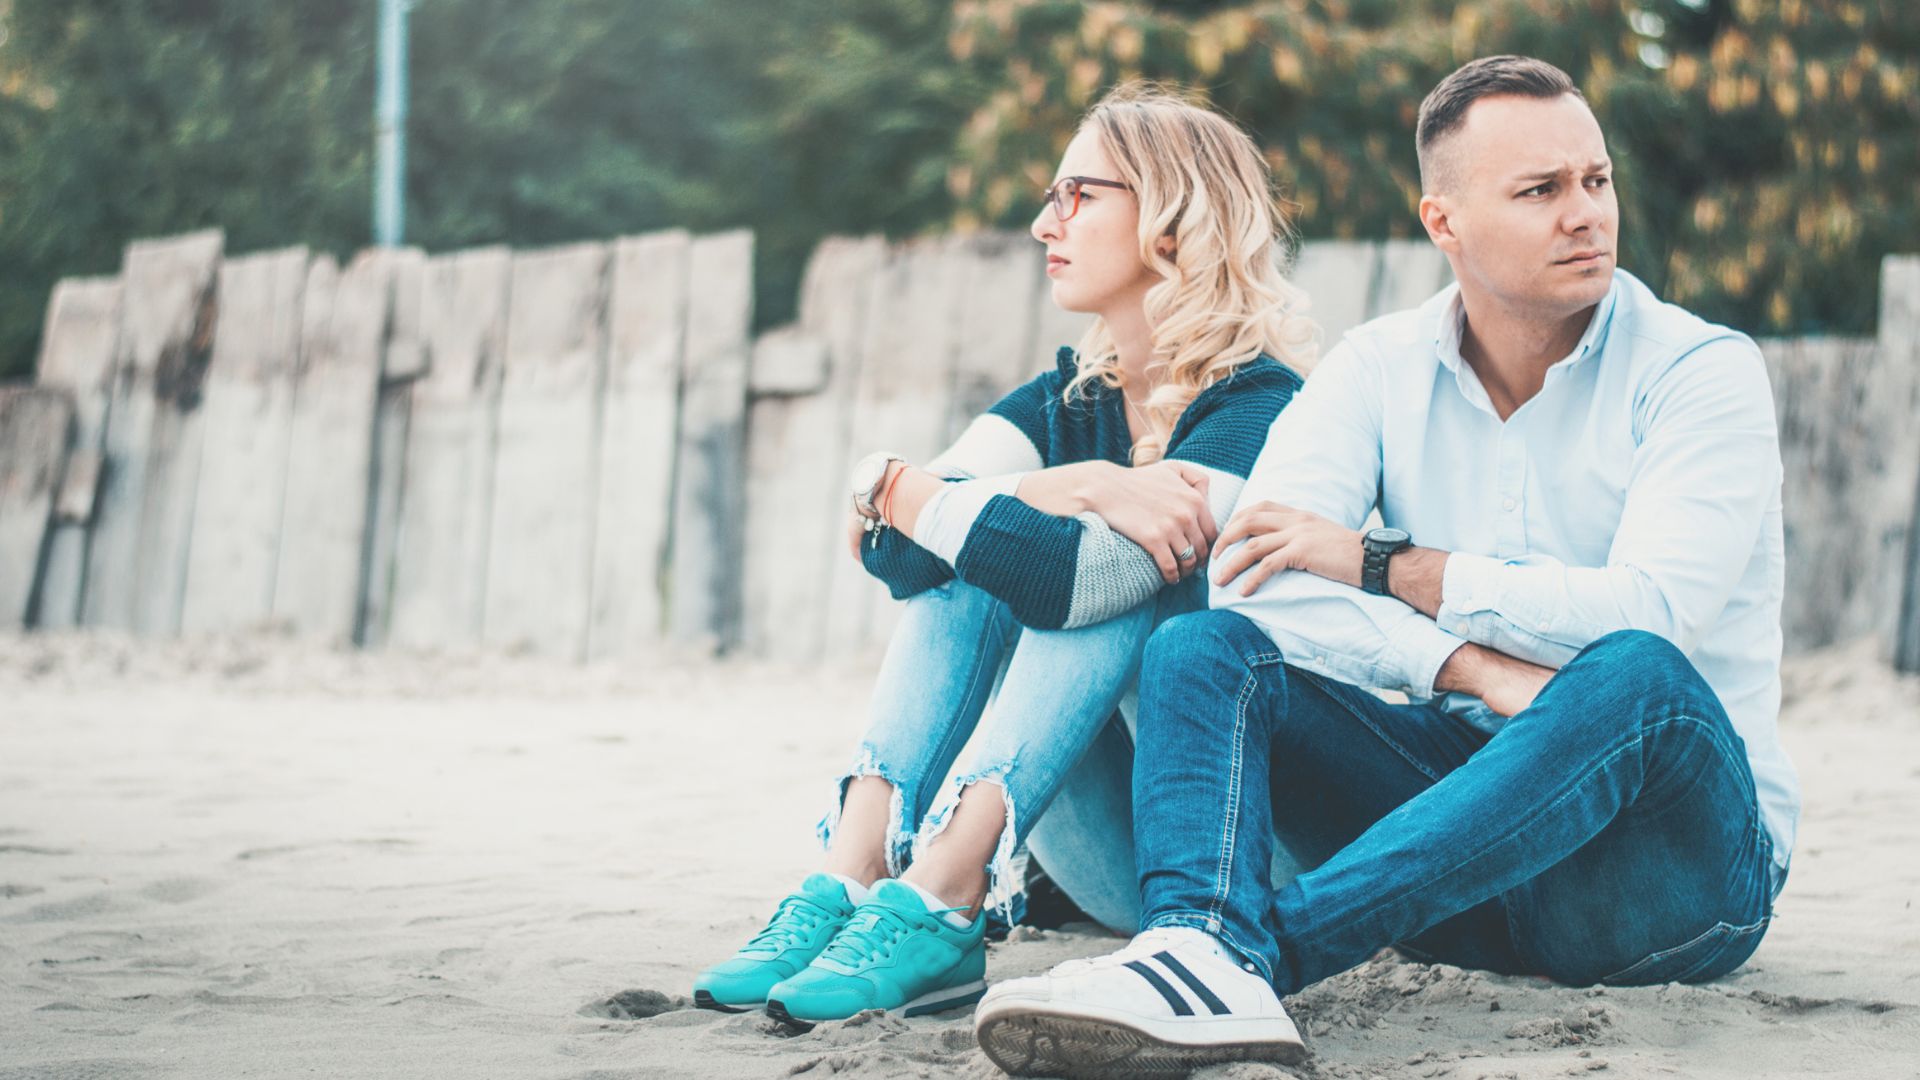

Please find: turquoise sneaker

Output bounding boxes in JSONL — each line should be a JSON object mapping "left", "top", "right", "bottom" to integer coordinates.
{"left": 694, "top": 873, "right": 858, "bottom": 1012}
{"left": 766, "top": 879, "right": 987, "bottom": 1028}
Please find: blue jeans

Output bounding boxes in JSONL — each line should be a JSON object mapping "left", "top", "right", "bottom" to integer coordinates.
{"left": 1134, "top": 611, "right": 1784, "bottom": 994}
{"left": 820, "top": 578, "right": 1203, "bottom": 926}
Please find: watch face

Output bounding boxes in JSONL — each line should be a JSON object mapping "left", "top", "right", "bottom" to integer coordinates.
{"left": 851, "top": 456, "right": 886, "bottom": 497}
{"left": 1367, "top": 527, "right": 1410, "bottom": 546}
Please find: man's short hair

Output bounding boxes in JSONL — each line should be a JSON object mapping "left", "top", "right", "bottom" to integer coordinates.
{"left": 1416, "top": 56, "right": 1584, "bottom": 192}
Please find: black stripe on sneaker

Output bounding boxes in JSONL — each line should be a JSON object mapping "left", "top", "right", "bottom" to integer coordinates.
{"left": 1152, "top": 951, "right": 1232, "bottom": 1016}
{"left": 1123, "top": 960, "right": 1194, "bottom": 1017}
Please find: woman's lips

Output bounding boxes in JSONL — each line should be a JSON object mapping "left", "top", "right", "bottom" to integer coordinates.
{"left": 1046, "top": 256, "right": 1069, "bottom": 276}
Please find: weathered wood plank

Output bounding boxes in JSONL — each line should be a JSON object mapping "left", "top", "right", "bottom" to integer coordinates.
{"left": 665, "top": 230, "right": 754, "bottom": 651}
{"left": 740, "top": 239, "right": 882, "bottom": 660}
{"left": 1369, "top": 240, "right": 1453, "bottom": 320}
{"left": 1286, "top": 239, "right": 1377, "bottom": 348}
{"left": 0, "top": 388, "right": 74, "bottom": 627}
{"left": 387, "top": 246, "right": 513, "bottom": 652}
{"left": 825, "top": 237, "right": 965, "bottom": 654}
{"left": 1763, "top": 334, "right": 1920, "bottom": 655}
{"left": 32, "top": 277, "right": 124, "bottom": 629}
{"left": 1880, "top": 258, "right": 1920, "bottom": 672}
{"left": 947, "top": 232, "right": 1044, "bottom": 440}
{"left": 179, "top": 247, "right": 310, "bottom": 636}
{"left": 587, "top": 230, "right": 690, "bottom": 660}
{"left": 483, "top": 242, "right": 610, "bottom": 659}
{"left": 273, "top": 251, "right": 393, "bottom": 643}
{"left": 82, "top": 230, "right": 224, "bottom": 634}
{"left": 355, "top": 247, "right": 429, "bottom": 648}
{"left": 740, "top": 237, "right": 886, "bottom": 662}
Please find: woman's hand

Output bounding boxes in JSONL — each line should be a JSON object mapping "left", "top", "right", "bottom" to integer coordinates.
{"left": 845, "top": 508, "right": 868, "bottom": 563}
{"left": 1020, "top": 460, "right": 1216, "bottom": 584}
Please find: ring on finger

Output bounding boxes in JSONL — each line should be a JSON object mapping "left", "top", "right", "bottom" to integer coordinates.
{"left": 1177, "top": 545, "right": 1197, "bottom": 563}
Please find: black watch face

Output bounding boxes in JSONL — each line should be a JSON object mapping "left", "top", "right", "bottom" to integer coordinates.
{"left": 1367, "top": 527, "right": 1410, "bottom": 547}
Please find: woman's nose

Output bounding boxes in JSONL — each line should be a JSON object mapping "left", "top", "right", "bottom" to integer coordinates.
{"left": 1031, "top": 202, "right": 1060, "bottom": 244}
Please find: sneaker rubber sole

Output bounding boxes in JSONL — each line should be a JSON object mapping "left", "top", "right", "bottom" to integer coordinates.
{"left": 975, "top": 1002, "right": 1307, "bottom": 1078}
{"left": 767, "top": 979, "right": 988, "bottom": 1031}
{"left": 692, "top": 989, "right": 755, "bottom": 1013}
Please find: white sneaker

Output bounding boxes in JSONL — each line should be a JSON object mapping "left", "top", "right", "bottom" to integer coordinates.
{"left": 973, "top": 926, "right": 1306, "bottom": 1077}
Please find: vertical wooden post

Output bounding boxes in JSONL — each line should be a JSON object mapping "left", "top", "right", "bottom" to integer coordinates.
{"left": 387, "top": 246, "right": 512, "bottom": 652}
{"left": 31, "top": 277, "right": 124, "bottom": 629}
{"left": 666, "top": 231, "right": 754, "bottom": 652}
{"left": 0, "top": 388, "right": 74, "bottom": 627}
{"left": 588, "top": 230, "right": 691, "bottom": 660}
{"left": 179, "top": 247, "right": 310, "bottom": 635}
{"left": 1883, "top": 257, "right": 1920, "bottom": 673}
{"left": 82, "top": 230, "right": 224, "bottom": 634}
{"left": 273, "top": 251, "right": 393, "bottom": 643}
{"left": 483, "top": 242, "right": 611, "bottom": 660}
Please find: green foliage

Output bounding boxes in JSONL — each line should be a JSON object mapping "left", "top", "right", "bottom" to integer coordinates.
{"left": 1, "top": 1, "right": 1912, "bottom": 381}
{"left": 947, "top": 0, "right": 1920, "bottom": 336}
{"left": 0, "top": 0, "right": 975, "bottom": 378}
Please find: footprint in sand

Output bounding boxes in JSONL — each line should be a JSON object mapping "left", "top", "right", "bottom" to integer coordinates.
{"left": 139, "top": 877, "right": 222, "bottom": 904}
{"left": 578, "top": 988, "right": 690, "bottom": 1020}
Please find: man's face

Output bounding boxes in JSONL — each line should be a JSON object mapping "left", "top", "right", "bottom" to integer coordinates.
{"left": 1423, "top": 94, "right": 1619, "bottom": 319}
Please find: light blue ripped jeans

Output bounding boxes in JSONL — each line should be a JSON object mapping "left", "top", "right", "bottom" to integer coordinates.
{"left": 818, "top": 576, "right": 1205, "bottom": 931}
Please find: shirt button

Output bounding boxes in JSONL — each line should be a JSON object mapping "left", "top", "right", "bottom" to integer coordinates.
{"left": 1502, "top": 498, "right": 1517, "bottom": 512}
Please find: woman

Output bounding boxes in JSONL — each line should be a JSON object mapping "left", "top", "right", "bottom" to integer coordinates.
{"left": 695, "top": 83, "right": 1318, "bottom": 1026}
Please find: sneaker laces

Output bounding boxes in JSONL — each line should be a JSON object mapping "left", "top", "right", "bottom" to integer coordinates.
{"left": 741, "top": 893, "right": 834, "bottom": 956}
{"left": 817, "top": 899, "right": 968, "bottom": 968}
{"left": 1052, "top": 926, "right": 1211, "bottom": 976}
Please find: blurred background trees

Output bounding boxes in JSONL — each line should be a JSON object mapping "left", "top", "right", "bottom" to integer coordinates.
{"left": 1, "top": 0, "right": 1914, "bottom": 380}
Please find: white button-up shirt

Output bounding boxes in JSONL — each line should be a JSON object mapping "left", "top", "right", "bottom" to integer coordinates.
{"left": 1217, "top": 270, "right": 1797, "bottom": 867}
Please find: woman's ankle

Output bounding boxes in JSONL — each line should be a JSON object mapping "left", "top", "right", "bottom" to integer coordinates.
{"left": 899, "top": 860, "right": 988, "bottom": 917}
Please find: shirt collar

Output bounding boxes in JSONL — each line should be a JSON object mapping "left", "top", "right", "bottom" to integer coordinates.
{"left": 1430, "top": 273, "right": 1621, "bottom": 376}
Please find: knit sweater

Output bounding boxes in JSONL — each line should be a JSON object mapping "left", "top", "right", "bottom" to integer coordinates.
{"left": 861, "top": 346, "right": 1300, "bottom": 629}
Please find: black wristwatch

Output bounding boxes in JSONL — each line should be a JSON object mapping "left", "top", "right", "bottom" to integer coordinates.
{"left": 1361, "top": 527, "right": 1412, "bottom": 596}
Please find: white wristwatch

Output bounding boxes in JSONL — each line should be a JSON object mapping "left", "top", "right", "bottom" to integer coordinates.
{"left": 849, "top": 451, "right": 906, "bottom": 520}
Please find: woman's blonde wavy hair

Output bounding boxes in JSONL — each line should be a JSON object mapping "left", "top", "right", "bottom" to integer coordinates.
{"left": 1062, "top": 82, "right": 1319, "bottom": 465}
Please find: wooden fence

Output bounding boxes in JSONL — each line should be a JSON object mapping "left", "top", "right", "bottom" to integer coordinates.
{"left": 2, "top": 230, "right": 1918, "bottom": 670}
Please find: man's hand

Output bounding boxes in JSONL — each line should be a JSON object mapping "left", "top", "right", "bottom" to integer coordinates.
{"left": 1210, "top": 502, "right": 1363, "bottom": 596}
{"left": 1435, "top": 642, "right": 1556, "bottom": 717}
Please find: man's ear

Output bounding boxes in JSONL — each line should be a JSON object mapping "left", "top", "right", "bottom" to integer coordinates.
{"left": 1419, "top": 193, "right": 1460, "bottom": 254}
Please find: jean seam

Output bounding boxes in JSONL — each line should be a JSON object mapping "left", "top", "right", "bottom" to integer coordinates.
{"left": 1148, "top": 911, "right": 1276, "bottom": 986}
{"left": 1198, "top": 647, "right": 1283, "bottom": 941}
{"left": 1599, "top": 913, "right": 1772, "bottom": 985}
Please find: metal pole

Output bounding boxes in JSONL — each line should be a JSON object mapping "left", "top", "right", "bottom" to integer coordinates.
{"left": 374, "top": 0, "right": 411, "bottom": 246}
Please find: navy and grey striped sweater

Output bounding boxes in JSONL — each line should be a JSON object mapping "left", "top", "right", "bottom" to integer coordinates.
{"left": 862, "top": 346, "right": 1300, "bottom": 630}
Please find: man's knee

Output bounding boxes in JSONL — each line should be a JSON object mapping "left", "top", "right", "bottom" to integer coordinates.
{"left": 1142, "top": 609, "right": 1272, "bottom": 675}
{"left": 1559, "top": 629, "right": 1716, "bottom": 714}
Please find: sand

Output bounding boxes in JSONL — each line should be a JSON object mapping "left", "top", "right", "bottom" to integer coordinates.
{"left": 2, "top": 630, "right": 1917, "bottom": 1080}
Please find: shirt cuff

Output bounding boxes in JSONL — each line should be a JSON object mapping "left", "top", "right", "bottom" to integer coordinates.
{"left": 913, "top": 473, "right": 1027, "bottom": 563}
{"left": 1385, "top": 613, "right": 1468, "bottom": 699}
{"left": 1437, "top": 552, "right": 1503, "bottom": 636}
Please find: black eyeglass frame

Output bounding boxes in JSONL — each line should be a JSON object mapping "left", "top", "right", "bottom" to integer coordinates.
{"left": 1042, "top": 175, "right": 1131, "bottom": 221}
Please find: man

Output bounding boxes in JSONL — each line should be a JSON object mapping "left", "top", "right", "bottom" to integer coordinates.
{"left": 972, "top": 55, "right": 1798, "bottom": 1076}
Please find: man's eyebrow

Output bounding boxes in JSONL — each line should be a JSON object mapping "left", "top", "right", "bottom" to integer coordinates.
{"left": 1510, "top": 160, "right": 1613, "bottom": 183}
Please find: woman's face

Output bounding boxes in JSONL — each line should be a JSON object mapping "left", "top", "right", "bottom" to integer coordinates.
{"left": 1030, "top": 129, "right": 1158, "bottom": 317}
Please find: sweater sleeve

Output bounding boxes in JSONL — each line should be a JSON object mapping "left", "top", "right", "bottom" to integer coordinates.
{"left": 858, "top": 369, "right": 1056, "bottom": 599}
{"left": 929, "top": 364, "right": 1300, "bottom": 629}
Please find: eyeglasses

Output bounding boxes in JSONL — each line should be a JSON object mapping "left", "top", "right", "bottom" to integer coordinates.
{"left": 1042, "top": 175, "right": 1130, "bottom": 222}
